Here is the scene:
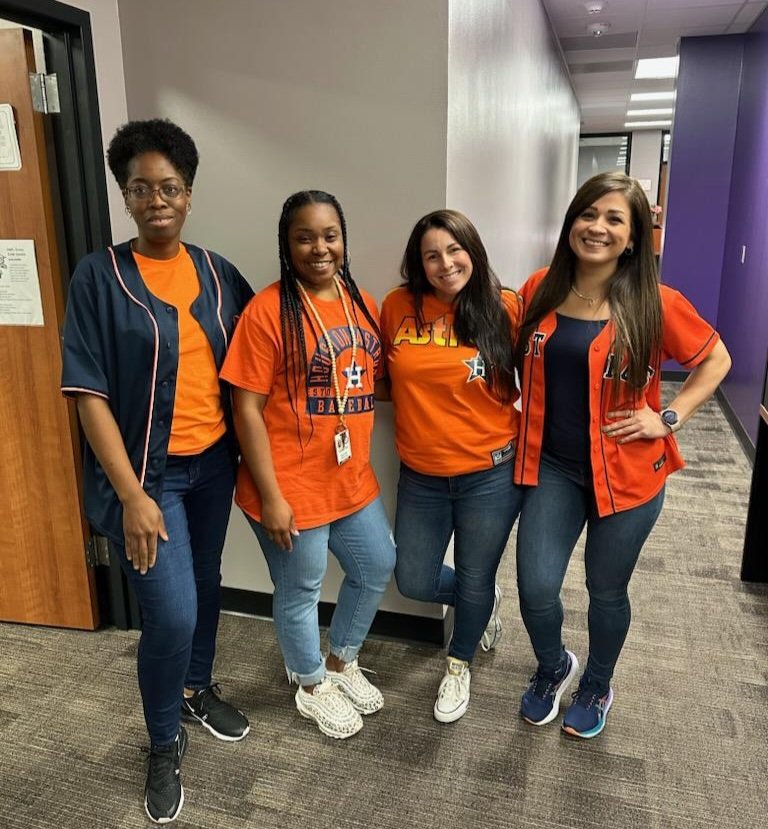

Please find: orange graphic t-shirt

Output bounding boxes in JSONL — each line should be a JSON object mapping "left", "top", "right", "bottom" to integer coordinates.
{"left": 134, "top": 245, "right": 225, "bottom": 455}
{"left": 381, "top": 286, "right": 522, "bottom": 476}
{"left": 220, "top": 281, "right": 382, "bottom": 529}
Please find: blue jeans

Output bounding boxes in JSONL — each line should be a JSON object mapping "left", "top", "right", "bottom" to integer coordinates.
{"left": 115, "top": 438, "right": 235, "bottom": 746}
{"left": 394, "top": 462, "right": 523, "bottom": 662}
{"left": 516, "top": 457, "right": 665, "bottom": 688}
{"left": 247, "top": 497, "right": 396, "bottom": 686}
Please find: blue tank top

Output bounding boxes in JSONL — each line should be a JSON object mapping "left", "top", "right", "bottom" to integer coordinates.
{"left": 542, "top": 313, "right": 609, "bottom": 485}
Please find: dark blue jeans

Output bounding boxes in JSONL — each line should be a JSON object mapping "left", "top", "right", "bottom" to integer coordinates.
{"left": 516, "top": 457, "right": 665, "bottom": 688}
{"left": 114, "top": 438, "right": 235, "bottom": 746}
{"left": 394, "top": 461, "right": 523, "bottom": 662}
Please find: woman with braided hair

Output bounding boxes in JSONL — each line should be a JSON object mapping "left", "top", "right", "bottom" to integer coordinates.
{"left": 221, "top": 190, "right": 396, "bottom": 740}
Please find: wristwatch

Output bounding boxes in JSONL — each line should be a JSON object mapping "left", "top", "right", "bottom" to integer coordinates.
{"left": 660, "top": 408, "right": 680, "bottom": 433}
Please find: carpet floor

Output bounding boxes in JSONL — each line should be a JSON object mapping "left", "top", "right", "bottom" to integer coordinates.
{"left": 1, "top": 387, "right": 766, "bottom": 829}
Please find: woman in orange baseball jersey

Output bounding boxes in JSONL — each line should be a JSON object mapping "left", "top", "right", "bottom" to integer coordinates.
{"left": 220, "top": 191, "right": 396, "bottom": 741}
{"left": 380, "top": 210, "right": 523, "bottom": 723}
{"left": 514, "top": 172, "right": 731, "bottom": 738}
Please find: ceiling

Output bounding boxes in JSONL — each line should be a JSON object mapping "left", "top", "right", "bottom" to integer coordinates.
{"left": 541, "top": 0, "right": 768, "bottom": 133}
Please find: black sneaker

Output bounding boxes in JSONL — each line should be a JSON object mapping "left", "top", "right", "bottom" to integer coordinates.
{"left": 181, "top": 683, "right": 250, "bottom": 742}
{"left": 144, "top": 725, "right": 187, "bottom": 824}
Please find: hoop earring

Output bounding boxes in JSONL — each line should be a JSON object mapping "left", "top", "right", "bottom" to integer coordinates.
{"left": 125, "top": 206, "right": 131, "bottom": 217}
{"left": 624, "top": 245, "right": 634, "bottom": 257}
{"left": 186, "top": 204, "right": 192, "bottom": 215}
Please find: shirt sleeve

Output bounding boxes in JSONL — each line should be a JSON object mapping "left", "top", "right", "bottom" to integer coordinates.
{"left": 660, "top": 286, "right": 720, "bottom": 367}
{"left": 60, "top": 262, "right": 110, "bottom": 399}
{"left": 219, "top": 292, "right": 280, "bottom": 394}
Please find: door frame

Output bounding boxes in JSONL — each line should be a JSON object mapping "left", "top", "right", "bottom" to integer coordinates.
{"left": 0, "top": 0, "right": 111, "bottom": 269}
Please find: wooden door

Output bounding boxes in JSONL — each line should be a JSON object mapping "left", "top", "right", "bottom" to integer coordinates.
{"left": 0, "top": 28, "right": 98, "bottom": 629}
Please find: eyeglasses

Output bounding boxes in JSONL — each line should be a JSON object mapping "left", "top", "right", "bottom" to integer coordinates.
{"left": 123, "top": 184, "right": 187, "bottom": 201}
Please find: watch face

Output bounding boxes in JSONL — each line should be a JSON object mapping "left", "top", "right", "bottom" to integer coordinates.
{"left": 661, "top": 410, "right": 678, "bottom": 426}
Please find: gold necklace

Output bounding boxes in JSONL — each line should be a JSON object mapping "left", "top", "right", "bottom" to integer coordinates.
{"left": 296, "top": 275, "right": 358, "bottom": 425}
{"left": 570, "top": 283, "right": 604, "bottom": 307}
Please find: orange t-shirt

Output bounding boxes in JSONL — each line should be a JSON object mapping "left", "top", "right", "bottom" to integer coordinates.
{"left": 220, "top": 281, "right": 382, "bottom": 529}
{"left": 380, "top": 286, "right": 522, "bottom": 476}
{"left": 134, "top": 245, "right": 226, "bottom": 455}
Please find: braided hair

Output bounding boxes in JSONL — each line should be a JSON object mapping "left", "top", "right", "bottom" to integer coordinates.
{"left": 277, "top": 190, "right": 380, "bottom": 446}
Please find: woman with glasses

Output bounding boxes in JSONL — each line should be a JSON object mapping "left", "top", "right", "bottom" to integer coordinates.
{"left": 61, "top": 119, "right": 253, "bottom": 824}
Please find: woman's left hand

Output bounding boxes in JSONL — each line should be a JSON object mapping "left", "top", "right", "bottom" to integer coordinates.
{"left": 603, "top": 404, "right": 670, "bottom": 443}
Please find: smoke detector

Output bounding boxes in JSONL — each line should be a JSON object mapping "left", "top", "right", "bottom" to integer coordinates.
{"left": 584, "top": 2, "right": 605, "bottom": 13}
{"left": 587, "top": 22, "right": 610, "bottom": 37}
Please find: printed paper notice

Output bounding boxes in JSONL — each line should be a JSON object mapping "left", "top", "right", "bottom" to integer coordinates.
{"left": 0, "top": 104, "right": 22, "bottom": 171}
{"left": 0, "top": 240, "right": 44, "bottom": 326}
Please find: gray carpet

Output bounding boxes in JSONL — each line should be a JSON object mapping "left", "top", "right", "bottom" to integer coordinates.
{"left": 2, "top": 385, "right": 766, "bottom": 829}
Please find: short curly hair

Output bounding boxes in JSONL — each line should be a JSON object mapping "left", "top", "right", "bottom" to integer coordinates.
{"left": 107, "top": 119, "right": 199, "bottom": 188}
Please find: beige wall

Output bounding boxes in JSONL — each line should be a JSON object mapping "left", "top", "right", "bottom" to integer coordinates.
{"left": 629, "top": 129, "right": 663, "bottom": 205}
{"left": 447, "top": 0, "right": 580, "bottom": 286}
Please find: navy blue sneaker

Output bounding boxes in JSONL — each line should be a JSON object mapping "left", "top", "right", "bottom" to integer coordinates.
{"left": 562, "top": 679, "right": 614, "bottom": 739}
{"left": 520, "top": 650, "right": 579, "bottom": 725}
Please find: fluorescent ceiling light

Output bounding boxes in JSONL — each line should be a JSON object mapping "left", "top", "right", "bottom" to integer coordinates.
{"left": 634, "top": 57, "right": 679, "bottom": 79}
{"left": 624, "top": 120, "right": 672, "bottom": 127}
{"left": 630, "top": 91, "right": 676, "bottom": 102}
{"left": 626, "top": 108, "right": 674, "bottom": 116}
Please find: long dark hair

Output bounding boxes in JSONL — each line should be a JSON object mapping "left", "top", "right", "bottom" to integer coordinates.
{"left": 278, "top": 190, "right": 379, "bottom": 444}
{"left": 515, "top": 172, "right": 662, "bottom": 398}
{"left": 401, "top": 209, "right": 517, "bottom": 402}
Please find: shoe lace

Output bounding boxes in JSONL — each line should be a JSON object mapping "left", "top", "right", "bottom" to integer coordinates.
{"left": 312, "top": 678, "right": 355, "bottom": 713}
{"left": 527, "top": 671, "right": 556, "bottom": 700}
{"left": 193, "top": 683, "right": 224, "bottom": 714}
{"left": 571, "top": 680, "right": 605, "bottom": 711}
{"left": 147, "top": 741, "right": 178, "bottom": 790}
{"left": 438, "top": 673, "right": 465, "bottom": 705}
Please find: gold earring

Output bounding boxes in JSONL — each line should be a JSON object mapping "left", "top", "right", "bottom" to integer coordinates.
{"left": 186, "top": 204, "right": 192, "bottom": 215}
{"left": 125, "top": 206, "right": 131, "bottom": 217}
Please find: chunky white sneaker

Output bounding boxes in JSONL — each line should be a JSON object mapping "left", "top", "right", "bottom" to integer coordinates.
{"left": 325, "top": 658, "right": 384, "bottom": 715}
{"left": 295, "top": 678, "right": 363, "bottom": 739}
{"left": 480, "top": 584, "right": 503, "bottom": 652}
{"left": 433, "top": 657, "right": 471, "bottom": 723}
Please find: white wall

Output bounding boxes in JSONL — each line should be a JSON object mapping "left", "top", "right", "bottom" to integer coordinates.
{"left": 447, "top": 0, "right": 580, "bottom": 287}
{"left": 629, "top": 129, "right": 663, "bottom": 205}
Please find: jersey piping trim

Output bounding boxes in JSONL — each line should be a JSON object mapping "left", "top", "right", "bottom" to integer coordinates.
{"left": 108, "top": 246, "right": 159, "bottom": 487}
{"left": 61, "top": 386, "right": 109, "bottom": 400}
{"left": 202, "top": 249, "right": 228, "bottom": 348}
{"left": 598, "top": 378, "right": 617, "bottom": 512}
{"left": 677, "top": 330, "right": 717, "bottom": 366}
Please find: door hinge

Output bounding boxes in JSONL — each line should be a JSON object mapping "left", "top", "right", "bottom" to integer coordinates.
{"left": 29, "top": 72, "right": 60, "bottom": 114}
{"left": 86, "top": 535, "right": 110, "bottom": 567}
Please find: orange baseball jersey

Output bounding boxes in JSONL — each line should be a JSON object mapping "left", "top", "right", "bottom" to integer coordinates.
{"left": 380, "top": 286, "right": 522, "bottom": 476}
{"left": 514, "top": 267, "right": 720, "bottom": 515}
{"left": 133, "top": 245, "right": 226, "bottom": 455}
{"left": 220, "top": 281, "right": 382, "bottom": 529}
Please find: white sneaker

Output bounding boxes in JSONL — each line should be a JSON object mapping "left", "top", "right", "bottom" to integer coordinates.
{"left": 325, "top": 658, "right": 384, "bottom": 715}
{"left": 480, "top": 583, "right": 502, "bottom": 652}
{"left": 433, "top": 657, "right": 471, "bottom": 723}
{"left": 295, "top": 678, "right": 363, "bottom": 739}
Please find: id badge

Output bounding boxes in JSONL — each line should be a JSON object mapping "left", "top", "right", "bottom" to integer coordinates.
{"left": 334, "top": 426, "right": 352, "bottom": 465}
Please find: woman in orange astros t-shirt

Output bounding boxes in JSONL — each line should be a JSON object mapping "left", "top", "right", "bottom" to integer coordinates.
{"left": 220, "top": 190, "right": 396, "bottom": 741}
{"left": 379, "top": 210, "right": 524, "bottom": 724}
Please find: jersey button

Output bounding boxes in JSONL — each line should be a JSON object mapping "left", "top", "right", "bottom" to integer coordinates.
{"left": 593, "top": 383, "right": 599, "bottom": 390}
{"left": 593, "top": 345, "right": 601, "bottom": 352}
{"left": 166, "top": 306, "right": 173, "bottom": 313}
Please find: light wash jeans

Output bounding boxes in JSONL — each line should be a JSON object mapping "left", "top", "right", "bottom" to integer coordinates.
{"left": 394, "top": 461, "right": 523, "bottom": 662}
{"left": 247, "top": 496, "right": 396, "bottom": 686}
{"left": 516, "top": 456, "right": 665, "bottom": 688}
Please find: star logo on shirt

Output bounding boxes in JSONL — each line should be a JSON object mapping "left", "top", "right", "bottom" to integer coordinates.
{"left": 463, "top": 351, "right": 486, "bottom": 382}
{"left": 344, "top": 361, "right": 366, "bottom": 389}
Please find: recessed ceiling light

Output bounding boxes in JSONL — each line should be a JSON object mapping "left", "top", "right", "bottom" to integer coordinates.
{"left": 626, "top": 108, "right": 674, "bottom": 116}
{"left": 584, "top": 1, "right": 605, "bottom": 13}
{"left": 630, "top": 92, "right": 676, "bottom": 102}
{"left": 588, "top": 22, "right": 610, "bottom": 37}
{"left": 624, "top": 120, "right": 672, "bottom": 128}
{"left": 635, "top": 57, "right": 679, "bottom": 79}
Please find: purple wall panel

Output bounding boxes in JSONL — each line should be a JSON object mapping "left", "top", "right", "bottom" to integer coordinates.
{"left": 661, "top": 37, "right": 743, "bottom": 331}
{"left": 717, "top": 13, "right": 768, "bottom": 446}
